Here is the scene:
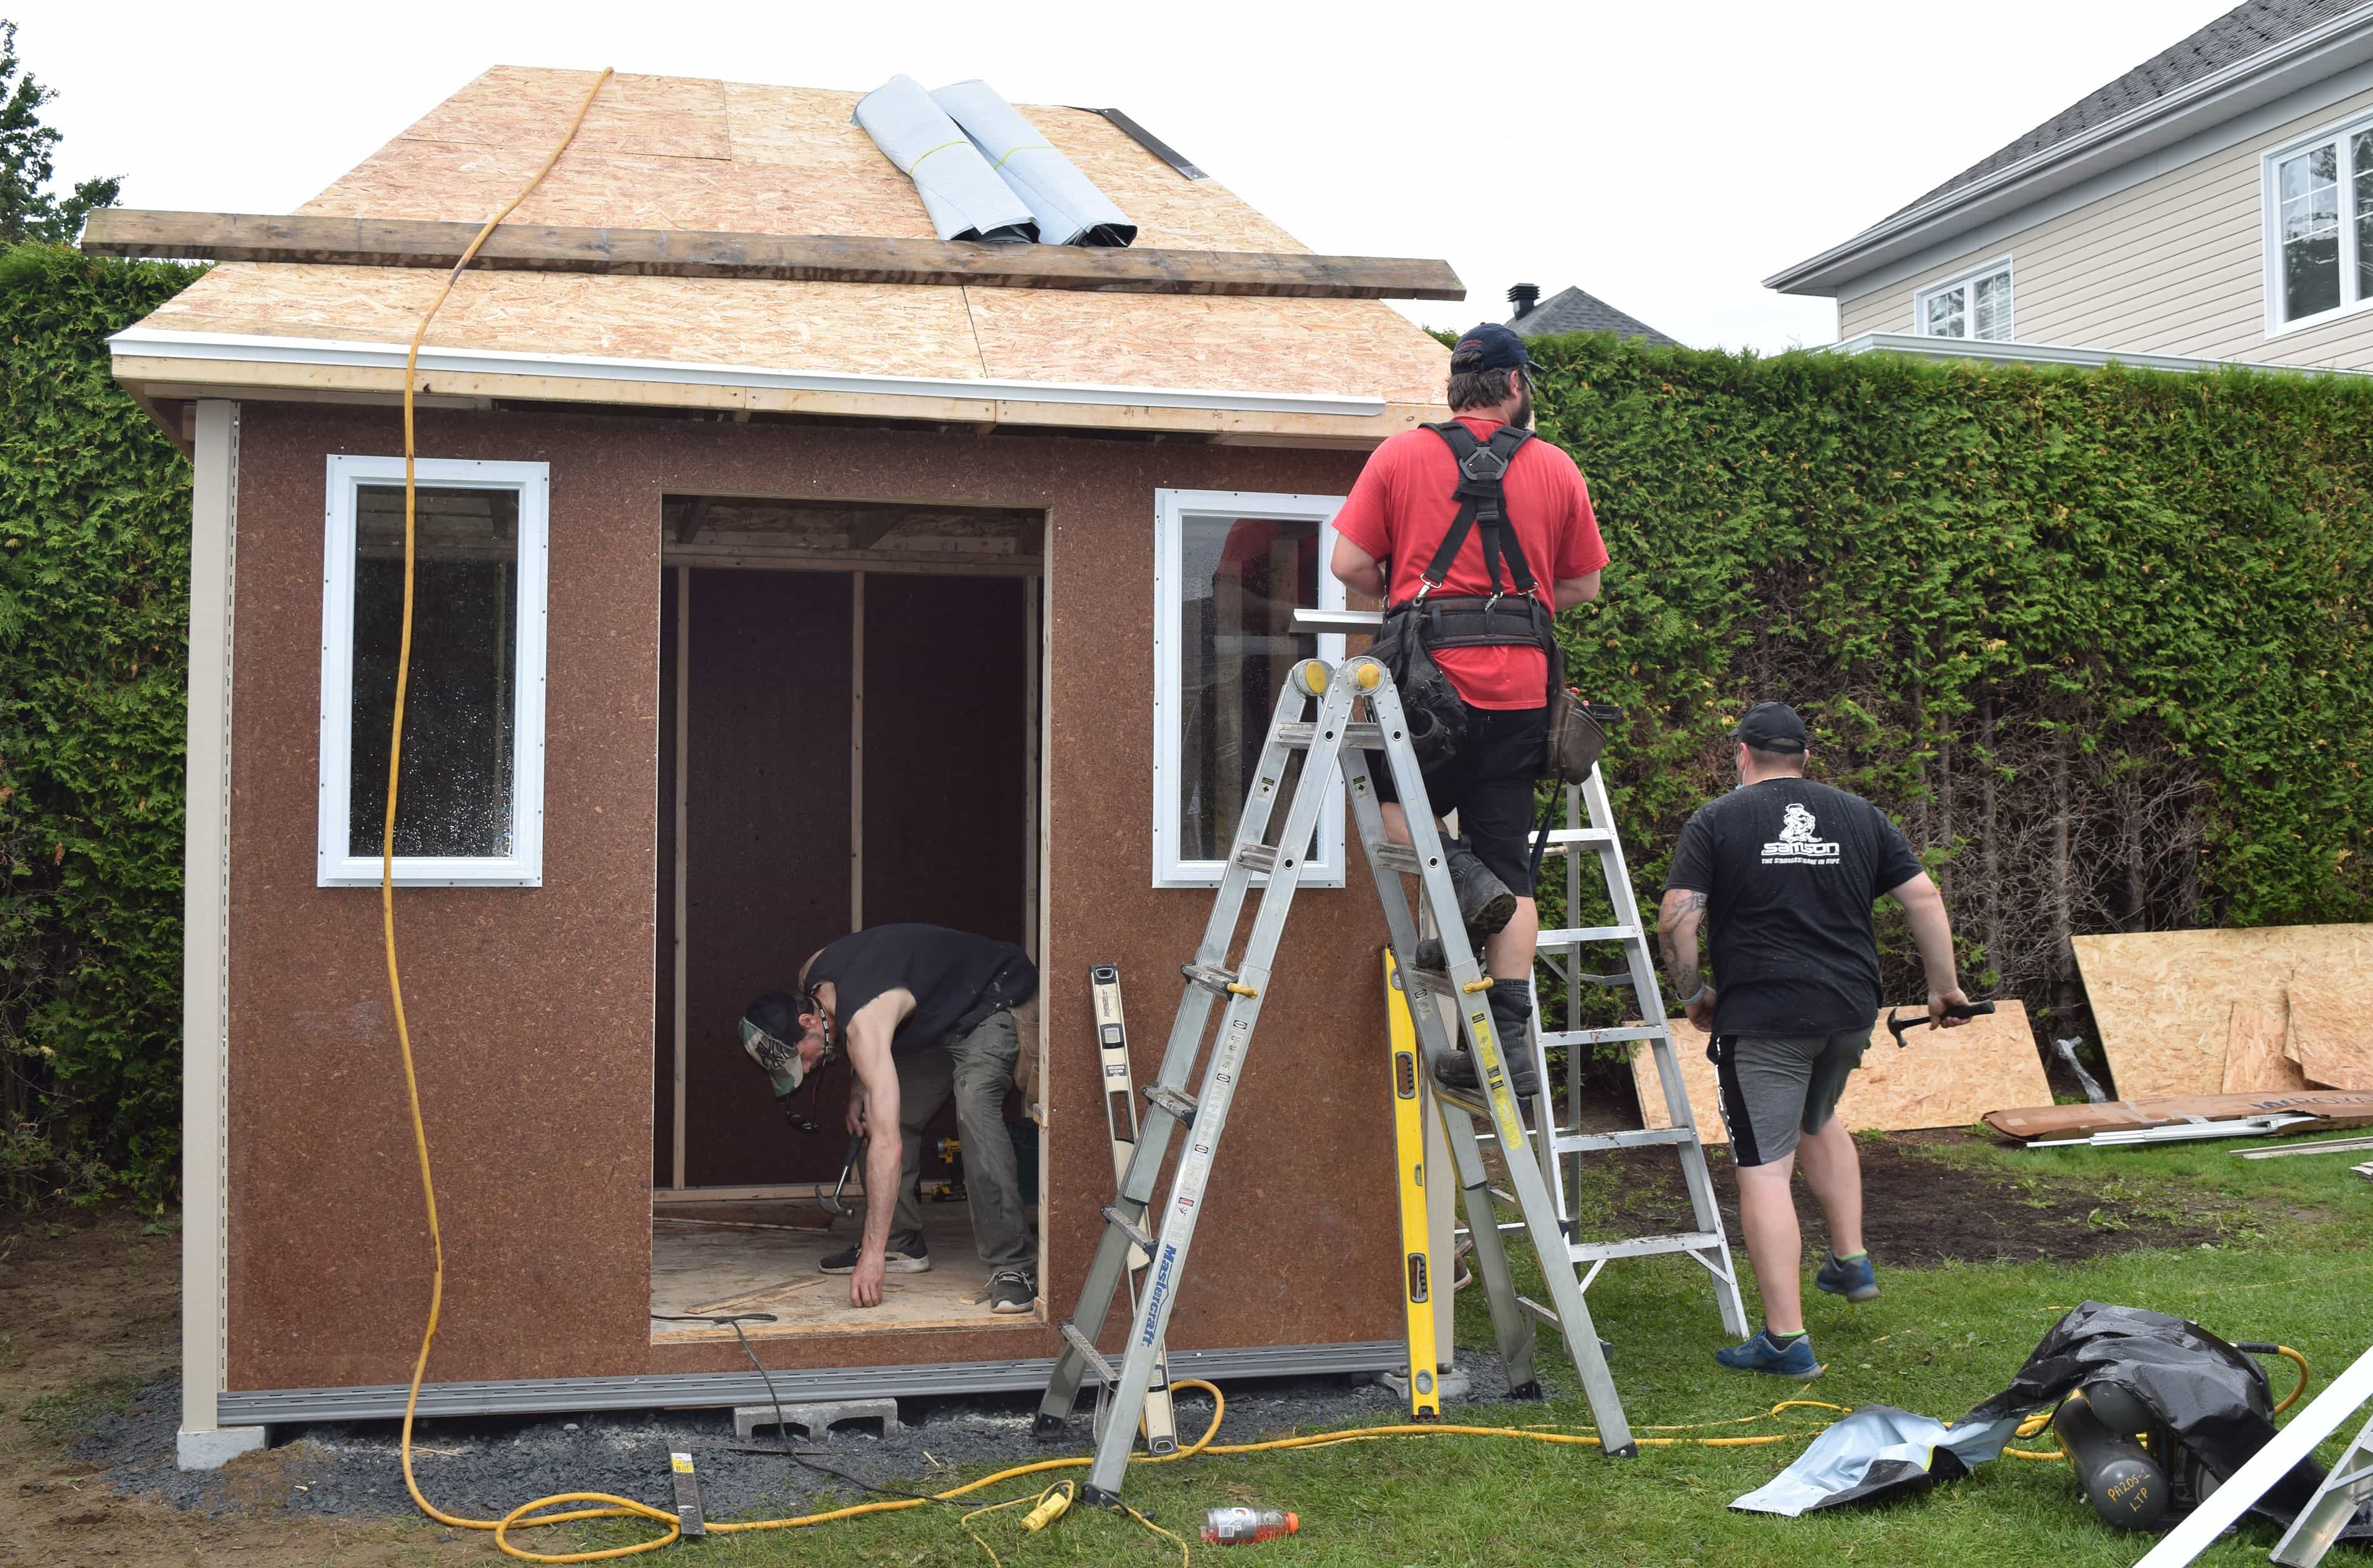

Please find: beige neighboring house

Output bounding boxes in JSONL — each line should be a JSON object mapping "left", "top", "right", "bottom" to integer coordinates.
{"left": 1771, "top": 0, "right": 2373, "bottom": 372}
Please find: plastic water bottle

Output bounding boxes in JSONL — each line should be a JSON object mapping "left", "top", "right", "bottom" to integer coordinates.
{"left": 1202, "top": 1507, "right": 1299, "bottom": 1545}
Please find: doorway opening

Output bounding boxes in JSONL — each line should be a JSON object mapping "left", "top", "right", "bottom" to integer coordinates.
{"left": 649, "top": 496, "right": 1046, "bottom": 1340}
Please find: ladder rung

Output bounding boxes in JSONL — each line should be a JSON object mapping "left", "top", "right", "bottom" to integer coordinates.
{"left": 1540, "top": 1025, "right": 1666, "bottom": 1048}
{"left": 1060, "top": 1322, "right": 1117, "bottom": 1385}
{"left": 1100, "top": 1204, "right": 1155, "bottom": 1253}
{"left": 1537, "top": 925, "right": 1639, "bottom": 946}
{"left": 1276, "top": 722, "right": 1315, "bottom": 747}
{"left": 1552, "top": 1127, "right": 1695, "bottom": 1154}
{"left": 1370, "top": 842, "right": 1424, "bottom": 875}
{"left": 1432, "top": 1082, "right": 1488, "bottom": 1119}
{"left": 1567, "top": 1231, "right": 1725, "bottom": 1263}
{"left": 1234, "top": 843, "right": 1280, "bottom": 875}
{"left": 1181, "top": 963, "right": 1256, "bottom": 998}
{"left": 1516, "top": 1294, "right": 1560, "bottom": 1330}
{"left": 1143, "top": 1084, "right": 1197, "bottom": 1127}
{"left": 1344, "top": 722, "right": 1386, "bottom": 749}
{"left": 1531, "top": 828, "right": 1616, "bottom": 845}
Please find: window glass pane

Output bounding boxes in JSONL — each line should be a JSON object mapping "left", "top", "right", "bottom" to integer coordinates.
{"left": 1176, "top": 514, "right": 1322, "bottom": 863}
{"left": 2355, "top": 131, "right": 2373, "bottom": 303}
{"left": 348, "top": 485, "right": 520, "bottom": 857}
{"left": 1973, "top": 270, "right": 2012, "bottom": 340}
{"left": 2280, "top": 145, "right": 2341, "bottom": 319}
{"left": 1924, "top": 285, "right": 1965, "bottom": 337}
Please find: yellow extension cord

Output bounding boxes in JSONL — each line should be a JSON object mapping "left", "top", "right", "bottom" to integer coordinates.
{"left": 371, "top": 68, "right": 2313, "bottom": 1566}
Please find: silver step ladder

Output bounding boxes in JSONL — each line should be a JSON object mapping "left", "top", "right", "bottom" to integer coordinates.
{"left": 1504, "top": 769, "right": 1750, "bottom": 1338}
{"left": 1031, "top": 654, "right": 1636, "bottom": 1508}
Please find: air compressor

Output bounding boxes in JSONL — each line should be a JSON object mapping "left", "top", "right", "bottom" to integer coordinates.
{"left": 2052, "top": 1340, "right": 2293, "bottom": 1531}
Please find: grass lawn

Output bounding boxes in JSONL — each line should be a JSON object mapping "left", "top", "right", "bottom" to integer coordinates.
{"left": 534, "top": 1133, "right": 2373, "bottom": 1566}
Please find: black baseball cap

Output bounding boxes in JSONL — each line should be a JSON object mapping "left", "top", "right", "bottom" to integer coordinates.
{"left": 1450, "top": 322, "right": 1544, "bottom": 378}
{"left": 1731, "top": 702, "right": 1808, "bottom": 753}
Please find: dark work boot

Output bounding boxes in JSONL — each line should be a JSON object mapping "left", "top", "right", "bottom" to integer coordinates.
{"left": 1433, "top": 982, "right": 1542, "bottom": 1099}
{"left": 1443, "top": 836, "right": 1518, "bottom": 943}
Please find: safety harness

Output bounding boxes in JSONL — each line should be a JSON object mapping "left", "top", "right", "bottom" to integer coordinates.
{"left": 1404, "top": 420, "right": 1554, "bottom": 653}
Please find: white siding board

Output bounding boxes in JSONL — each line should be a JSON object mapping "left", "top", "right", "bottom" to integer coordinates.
{"left": 1833, "top": 79, "right": 2373, "bottom": 369}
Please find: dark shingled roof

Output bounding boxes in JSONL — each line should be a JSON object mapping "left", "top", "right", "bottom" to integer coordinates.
{"left": 1887, "top": 0, "right": 2366, "bottom": 222}
{"left": 1504, "top": 285, "right": 1679, "bottom": 345}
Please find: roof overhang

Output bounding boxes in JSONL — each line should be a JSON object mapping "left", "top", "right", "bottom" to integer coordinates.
{"left": 1766, "top": 4, "right": 2373, "bottom": 297}
{"left": 110, "top": 325, "right": 1437, "bottom": 446}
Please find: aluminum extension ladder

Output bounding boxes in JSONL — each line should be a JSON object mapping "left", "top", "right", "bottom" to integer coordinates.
{"left": 1495, "top": 768, "right": 1750, "bottom": 1340}
{"left": 1031, "top": 653, "right": 1636, "bottom": 1508}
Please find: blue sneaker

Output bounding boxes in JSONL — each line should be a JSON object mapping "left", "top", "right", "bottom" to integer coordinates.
{"left": 1715, "top": 1328, "right": 1823, "bottom": 1381}
{"left": 1816, "top": 1251, "right": 1879, "bottom": 1303}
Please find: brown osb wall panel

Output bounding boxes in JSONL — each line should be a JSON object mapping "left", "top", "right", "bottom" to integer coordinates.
{"left": 967, "top": 290, "right": 1448, "bottom": 405}
{"left": 226, "top": 405, "right": 1386, "bottom": 1390}
{"left": 2221, "top": 1000, "right": 2307, "bottom": 1095}
{"left": 862, "top": 575, "right": 1028, "bottom": 940}
{"left": 2288, "top": 981, "right": 2372, "bottom": 1089}
{"left": 224, "top": 403, "right": 660, "bottom": 1390}
{"left": 2073, "top": 926, "right": 2373, "bottom": 1099}
{"left": 300, "top": 68, "right": 1301, "bottom": 255}
{"left": 681, "top": 570, "right": 854, "bottom": 1188}
{"left": 1634, "top": 1001, "right": 2048, "bottom": 1142}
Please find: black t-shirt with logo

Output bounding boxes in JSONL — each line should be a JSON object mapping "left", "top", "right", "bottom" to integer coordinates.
{"left": 1663, "top": 778, "right": 1924, "bottom": 1037}
{"left": 801, "top": 924, "right": 1037, "bottom": 1057}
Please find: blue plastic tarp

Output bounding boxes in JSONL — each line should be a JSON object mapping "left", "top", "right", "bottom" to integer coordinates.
{"left": 852, "top": 75, "right": 1036, "bottom": 244}
{"left": 929, "top": 80, "right": 1135, "bottom": 247}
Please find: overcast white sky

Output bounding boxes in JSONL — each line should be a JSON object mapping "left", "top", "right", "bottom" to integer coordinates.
{"left": 16, "top": 0, "right": 2236, "bottom": 353}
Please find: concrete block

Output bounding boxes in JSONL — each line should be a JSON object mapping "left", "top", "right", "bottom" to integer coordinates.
{"left": 1378, "top": 1366, "right": 1472, "bottom": 1404}
{"left": 177, "top": 1424, "right": 269, "bottom": 1469}
{"left": 734, "top": 1397, "right": 900, "bottom": 1442}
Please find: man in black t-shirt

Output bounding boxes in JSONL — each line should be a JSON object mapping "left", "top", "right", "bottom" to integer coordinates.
{"left": 739, "top": 925, "right": 1039, "bottom": 1316}
{"left": 1658, "top": 703, "right": 1971, "bottom": 1381}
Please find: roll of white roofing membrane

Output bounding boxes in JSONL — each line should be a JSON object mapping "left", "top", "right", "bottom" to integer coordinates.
{"left": 852, "top": 75, "right": 1036, "bottom": 244}
{"left": 931, "top": 80, "right": 1137, "bottom": 248}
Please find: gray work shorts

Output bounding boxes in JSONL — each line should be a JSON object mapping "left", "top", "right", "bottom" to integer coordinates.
{"left": 1708, "top": 1028, "right": 1871, "bottom": 1169}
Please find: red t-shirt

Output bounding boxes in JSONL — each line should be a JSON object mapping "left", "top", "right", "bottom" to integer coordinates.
{"left": 1332, "top": 416, "right": 1608, "bottom": 709}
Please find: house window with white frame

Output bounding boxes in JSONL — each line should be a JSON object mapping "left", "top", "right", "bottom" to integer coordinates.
{"left": 2266, "top": 118, "right": 2373, "bottom": 329}
{"left": 1152, "top": 489, "right": 1346, "bottom": 888}
{"left": 1916, "top": 259, "right": 2014, "bottom": 341}
{"left": 317, "top": 456, "right": 549, "bottom": 887}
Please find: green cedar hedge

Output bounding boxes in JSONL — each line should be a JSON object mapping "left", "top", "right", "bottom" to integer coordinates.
{"left": 1526, "top": 331, "right": 2373, "bottom": 1055}
{"left": 1, "top": 244, "right": 200, "bottom": 1206}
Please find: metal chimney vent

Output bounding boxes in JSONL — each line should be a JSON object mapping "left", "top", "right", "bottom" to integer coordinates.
{"left": 1508, "top": 282, "right": 1541, "bottom": 320}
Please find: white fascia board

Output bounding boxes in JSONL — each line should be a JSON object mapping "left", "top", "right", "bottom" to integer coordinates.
{"left": 106, "top": 325, "right": 1388, "bottom": 419}
{"left": 1826, "top": 331, "right": 2371, "bottom": 376}
{"left": 1766, "top": 5, "right": 2373, "bottom": 295}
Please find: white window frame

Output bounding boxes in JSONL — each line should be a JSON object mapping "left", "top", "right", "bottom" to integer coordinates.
{"left": 1153, "top": 488, "right": 1347, "bottom": 890}
{"left": 316, "top": 454, "right": 550, "bottom": 887}
{"left": 1913, "top": 256, "right": 2015, "bottom": 342}
{"left": 2261, "top": 109, "right": 2373, "bottom": 337}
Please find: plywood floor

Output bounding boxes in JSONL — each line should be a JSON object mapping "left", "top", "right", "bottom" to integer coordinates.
{"left": 651, "top": 1201, "right": 1038, "bottom": 1341}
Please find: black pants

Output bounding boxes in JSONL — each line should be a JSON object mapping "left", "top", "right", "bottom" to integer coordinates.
{"left": 1373, "top": 703, "right": 1547, "bottom": 892}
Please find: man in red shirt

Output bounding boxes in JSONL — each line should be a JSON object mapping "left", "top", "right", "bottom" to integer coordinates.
{"left": 1330, "top": 323, "right": 1607, "bottom": 1094}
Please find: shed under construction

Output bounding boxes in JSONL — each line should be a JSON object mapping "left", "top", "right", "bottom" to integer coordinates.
{"left": 102, "top": 67, "right": 1463, "bottom": 1465}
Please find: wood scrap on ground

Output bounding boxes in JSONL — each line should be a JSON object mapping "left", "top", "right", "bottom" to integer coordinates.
{"left": 2071, "top": 925, "right": 2373, "bottom": 1099}
{"left": 1981, "top": 1089, "right": 2373, "bottom": 1141}
{"left": 1633, "top": 998, "right": 2049, "bottom": 1144}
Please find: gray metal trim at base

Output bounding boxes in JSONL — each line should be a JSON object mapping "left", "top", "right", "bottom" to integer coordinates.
{"left": 218, "top": 1340, "right": 1404, "bottom": 1425}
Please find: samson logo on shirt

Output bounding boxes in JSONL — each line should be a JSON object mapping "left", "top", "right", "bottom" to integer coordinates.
{"left": 1761, "top": 801, "right": 1841, "bottom": 865}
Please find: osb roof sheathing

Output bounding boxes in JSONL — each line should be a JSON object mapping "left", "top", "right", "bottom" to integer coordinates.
{"left": 121, "top": 67, "right": 1450, "bottom": 435}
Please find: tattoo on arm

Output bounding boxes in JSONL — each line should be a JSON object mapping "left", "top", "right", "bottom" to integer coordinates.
{"left": 1657, "top": 890, "right": 1709, "bottom": 999}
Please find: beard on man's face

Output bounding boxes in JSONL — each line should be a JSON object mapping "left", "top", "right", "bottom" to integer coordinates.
{"left": 1512, "top": 386, "right": 1534, "bottom": 429}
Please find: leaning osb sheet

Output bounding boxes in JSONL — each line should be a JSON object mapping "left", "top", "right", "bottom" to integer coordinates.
{"left": 2072, "top": 926, "right": 2373, "bottom": 1100}
{"left": 968, "top": 289, "right": 1447, "bottom": 403}
{"left": 142, "top": 264, "right": 989, "bottom": 382}
{"left": 2288, "top": 981, "right": 2372, "bottom": 1090}
{"left": 1632, "top": 1000, "right": 2048, "bottom": 1143}
{"left": 300, "top": 67, "right": 1305, "bottom": 255}
{"left": 2223, "top": 998, "right": 2308, "bottom": 1094}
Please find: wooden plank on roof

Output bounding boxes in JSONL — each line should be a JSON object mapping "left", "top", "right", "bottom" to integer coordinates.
{"left": 82, "top": 210, "right": 1465, "bottom": 300}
